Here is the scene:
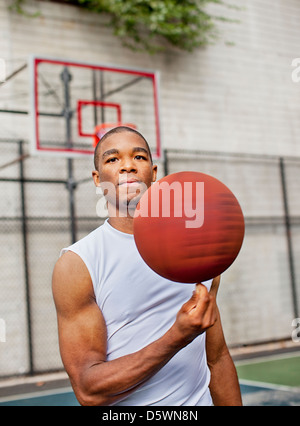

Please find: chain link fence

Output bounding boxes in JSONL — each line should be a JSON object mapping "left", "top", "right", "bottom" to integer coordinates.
{"left": 164, "top": 149, "right": 300, "bottom": 346}
{"left": 0, "top": 139, "right": 299, "bottom": 378}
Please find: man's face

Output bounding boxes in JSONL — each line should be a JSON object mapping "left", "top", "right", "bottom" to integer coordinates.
{"left": 92, "top": 131, "right": 157, "bottom": 216}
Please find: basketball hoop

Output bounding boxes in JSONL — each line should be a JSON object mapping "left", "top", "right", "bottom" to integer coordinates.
{"left": 29, "top": 56, "right": 162, "bottom": 159}
{"left": 93, "top": 123, "right": 137, "bottom": 147}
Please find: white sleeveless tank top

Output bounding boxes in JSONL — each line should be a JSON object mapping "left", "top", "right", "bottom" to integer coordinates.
{"left": 61, "top": 219, "right": 213, "bottom": 406}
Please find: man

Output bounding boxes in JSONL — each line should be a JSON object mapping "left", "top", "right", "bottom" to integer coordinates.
{"left": 52, "top": 126, "right": 242, "bottom": 406}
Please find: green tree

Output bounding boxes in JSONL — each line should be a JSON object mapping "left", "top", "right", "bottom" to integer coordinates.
{"left": 10, "top": 0, "right": 239, "bottom": 53}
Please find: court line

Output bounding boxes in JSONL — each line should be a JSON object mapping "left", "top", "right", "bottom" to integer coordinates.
{"left": 235, "top": 351, "right": 300, "bottom": 366}
{"left": 239, "top": 379, "right": 300, "bottom": 394}
{"left": 0, "top": 386, "right": 74, "bottom": 404}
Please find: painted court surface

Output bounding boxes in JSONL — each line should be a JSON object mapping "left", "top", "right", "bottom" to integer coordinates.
{"left": 0, "top": 352, "right": 299, "bottom": 406}
{"left": 236, "top": 352, "right": 300, "bottom": 406}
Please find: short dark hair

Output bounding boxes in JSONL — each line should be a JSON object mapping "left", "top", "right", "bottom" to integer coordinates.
{"left": 93, "top": 126, "right": 153, "bottom": 170}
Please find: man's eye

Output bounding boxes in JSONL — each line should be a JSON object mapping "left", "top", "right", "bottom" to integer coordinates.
{"left": 135, "top": 155, "right": 147, "bottom": 160}
{"left": 107, "top": 157, "right": 118, "bottom": 163}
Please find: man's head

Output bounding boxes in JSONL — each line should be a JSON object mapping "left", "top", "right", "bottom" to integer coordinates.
{"left": 94, "top": 126, "right": 153, "bottom": 171}
{"left": 92, "top": 126, "right": 157, "bottom": 217}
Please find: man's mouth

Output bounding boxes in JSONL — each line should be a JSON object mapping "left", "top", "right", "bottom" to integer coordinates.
{"left": 118, "top": 179, "right": 140, "bottom": 187}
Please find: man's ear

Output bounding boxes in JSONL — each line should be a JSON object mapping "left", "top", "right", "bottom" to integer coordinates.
{"left": 92, "top": 170, "right": 101, "bottom": 187}
{"left": 152, "top": 164, "right": 158, "bottom": 183}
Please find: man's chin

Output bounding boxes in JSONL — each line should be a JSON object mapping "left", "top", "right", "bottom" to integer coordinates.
{"left": 115, "top": 195, "right": 141, "bottom": 216}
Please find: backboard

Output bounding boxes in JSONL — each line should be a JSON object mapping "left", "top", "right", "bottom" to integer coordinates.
{"left": 29, "top": 56, "right": 162, "bottom": 160}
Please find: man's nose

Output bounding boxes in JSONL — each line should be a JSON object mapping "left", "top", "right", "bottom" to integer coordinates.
{"left": 120, "top": 157, "right": 137, "bottom": 173}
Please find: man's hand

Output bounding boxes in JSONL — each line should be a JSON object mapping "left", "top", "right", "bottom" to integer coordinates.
{"left": 171, "top": 276, "right": 221, "bottom": 346}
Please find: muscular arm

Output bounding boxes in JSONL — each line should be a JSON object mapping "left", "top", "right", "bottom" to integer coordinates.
{"left": 52, "top": 251, "right": 218, "bottom": 406}
{"left": 205, "top": 277, "right": 243, "bottom": 406}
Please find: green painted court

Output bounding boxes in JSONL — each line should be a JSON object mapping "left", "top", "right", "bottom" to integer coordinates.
{"left": 236, "top": 353, "right": 300, "bottom": 388}
{"left": 236, "top": 351, "right": 300, "bottom": 406}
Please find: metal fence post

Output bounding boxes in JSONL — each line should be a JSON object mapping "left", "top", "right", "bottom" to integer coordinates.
{"left": 279, "top": 157, "right": 299, "bottom": 318}
{"left": 19, "top": 140, "right": 34, "bottom": 374}
{"left": 61, "top": 67, "right": 77, "bottom": 244}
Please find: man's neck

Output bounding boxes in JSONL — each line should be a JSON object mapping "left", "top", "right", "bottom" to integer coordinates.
{"left": 108, "top": 216, "right": 134, "bottom": 234}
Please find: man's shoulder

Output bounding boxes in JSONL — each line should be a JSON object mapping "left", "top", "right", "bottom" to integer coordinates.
{"left": 52, "top": 250, "right": 95, "bottom": 316}
{"left": 54, "top": 250, "right": 90, "bottom": 280}
{"left": 60, "top": 222, "right": 106, "bottom": 256}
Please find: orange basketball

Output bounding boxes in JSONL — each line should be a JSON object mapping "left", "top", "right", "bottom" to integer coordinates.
{"left": 133, "top": 171, "right": 245, "bottom": 283}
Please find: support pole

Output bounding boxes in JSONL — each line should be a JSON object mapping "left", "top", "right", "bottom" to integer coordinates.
{"left": 61, "top": 67, "right": 77, "bottom": 244}
{"left": 279, "top": 157, "right": 299, "bottom": 318}
{"left": 19, "top": 140, "right": 34, "bottom": 375}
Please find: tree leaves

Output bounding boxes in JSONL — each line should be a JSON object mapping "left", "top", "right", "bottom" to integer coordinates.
{"left": 10, "top": 0, "right": 237, "bottom": 54}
